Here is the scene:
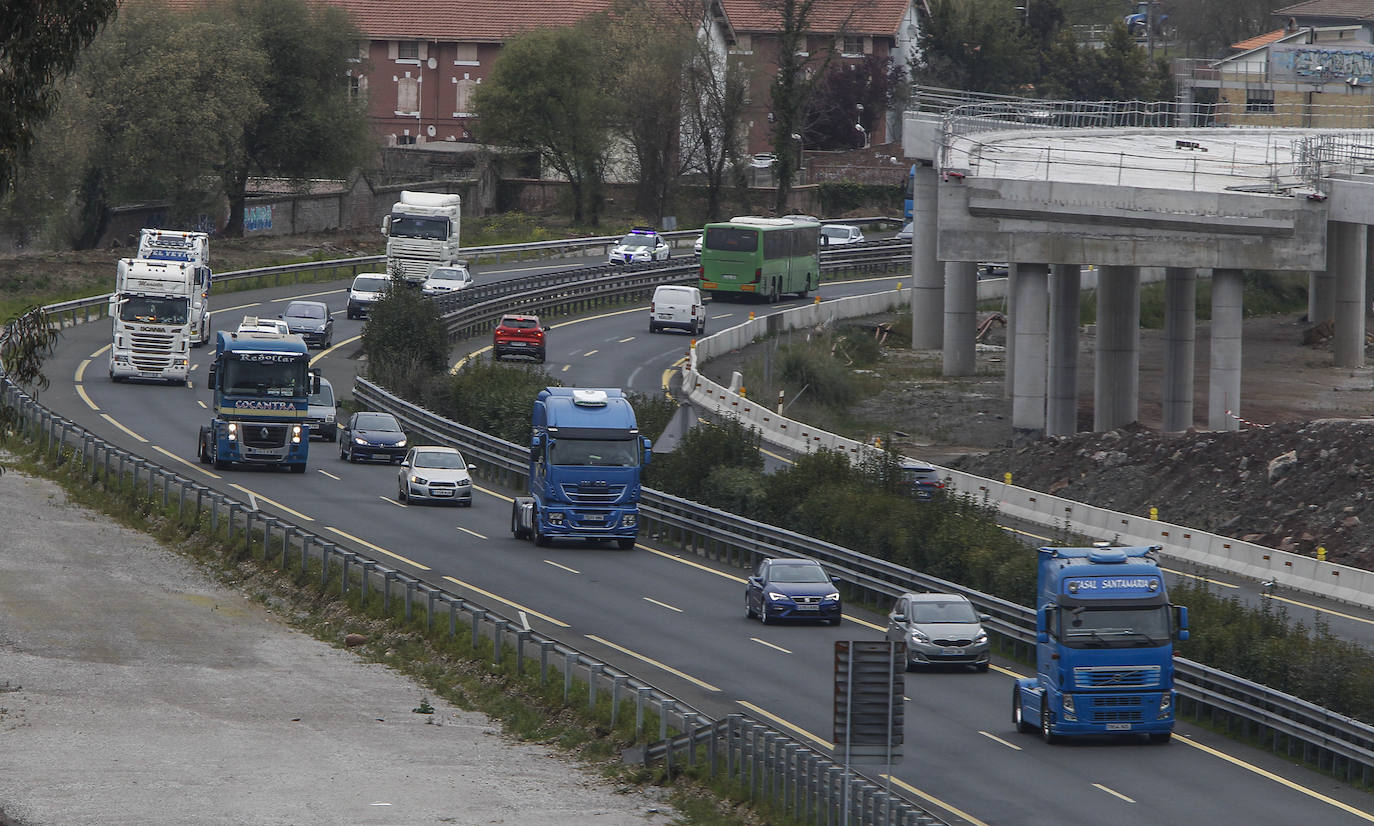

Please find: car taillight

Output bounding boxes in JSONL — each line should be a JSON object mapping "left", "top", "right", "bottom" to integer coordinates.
{"left": 651, "top": 302, "right": 656, "bottom": 314}
{"left": 754, "top": 268, "right": 762, "bottom": 282}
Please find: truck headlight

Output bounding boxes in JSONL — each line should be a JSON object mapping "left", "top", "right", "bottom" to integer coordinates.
{"left": 227, "top": 422, "right": 238, "bottom": 441}
{"left": 291, "top": 425, "right": 302, "bottom": 444}
{"left": 621, "top": 513, "right": 636, "bottom": 527}
{"left": 1062, "top": 694, "right": 1076, "bottom": 721}
{"left": 324, "top": 413, "right": 334, "bottom": 423}
{"left": 1158, "top": 693, "right": 1172, "bottom": 719}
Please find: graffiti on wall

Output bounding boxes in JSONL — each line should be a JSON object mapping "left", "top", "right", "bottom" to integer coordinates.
{"left": 1271, "top": 44, "right": 1374, "bottom": 85}
{"left": 244, "top": 204, "right": 273, "bottom": 232}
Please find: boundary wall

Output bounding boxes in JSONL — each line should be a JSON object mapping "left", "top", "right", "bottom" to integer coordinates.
{"left": 680, "top": 283, "right": 1374, "bottom": 609}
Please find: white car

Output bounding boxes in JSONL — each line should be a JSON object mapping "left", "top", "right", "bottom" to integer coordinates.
{"left": 649, "top": 285, "right": 706, "bottom": 335}
{"left": 236, "top": 316, "right": 290, "bottom": 336}
{"left": 422, "top": 264, "right": 473, "bottom": 297}
{"left": 749, "top": 153, "right": 778, "bottom": 169}
{"left": 820, "top": 225, "right": 865, "bottom": 247}
{"left": 609, "top": 228, "right": 671, "bottom": 264}
{"left": 693, "top": 234, "right": 703, "bottom": 256}
{"left": 346, "top": 273, "right": 389, "bottom": 319}
{"left": 397, "top": 445, "right": 476, "bottom": 506}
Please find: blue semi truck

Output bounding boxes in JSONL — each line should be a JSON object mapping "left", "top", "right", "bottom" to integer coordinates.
{"left": 1014, "top": 544, "right": 1189, "bottom": 744}
{"left": 197, "top": 325, "right": 316, "bottom": 473}
{"left": 511, "top": 388, "right": 651, "bottom": 549}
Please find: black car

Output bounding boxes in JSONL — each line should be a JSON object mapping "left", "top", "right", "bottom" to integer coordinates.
{"left": 898, "top": 459, "right": 946, "bottom": 501}
{"left": 745, "top": 557, "right": 842, "bottom": 625}
{"left": 280, "top": 300, "right": 333, "bottom": 349}
{"left": 338, "top": 411, "right": 408, "bottom": 463}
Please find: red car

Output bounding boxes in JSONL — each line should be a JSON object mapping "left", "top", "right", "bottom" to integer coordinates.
{"left": 492, "top": 313, "right": 546, "bottom": 363}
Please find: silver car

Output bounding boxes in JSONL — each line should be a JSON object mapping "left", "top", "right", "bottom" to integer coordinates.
{"left": 886, "top": 593, "right": 990, "bottom": 671}
{"left": 397, "top": 446, "right": 476, "bottom": 506}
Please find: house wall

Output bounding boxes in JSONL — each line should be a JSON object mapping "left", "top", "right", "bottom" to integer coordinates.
{"left": 358, "top": 39, "right": 499, "bottom": 147}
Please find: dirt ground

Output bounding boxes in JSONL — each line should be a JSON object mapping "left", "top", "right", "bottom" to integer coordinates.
{"left": 705, "top": 311, "right": 1374, "bottom": 569}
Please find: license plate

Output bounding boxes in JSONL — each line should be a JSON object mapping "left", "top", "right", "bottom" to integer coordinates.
{"left": 795, "top": 604, "right": 819, "bottom": 611}
{"left": 583, "top": 514, "right": 604, "bottom": 522}
{"left": 246, "top": 449, "right": 274, "bottom": 457}
{"left": 1106, "top": 723, "right": 1132, "bottom": 731}
{"left": 432, "top": 490, "right": 453, "bottom": 497}
{"left": 509, "top": 341, "right": 525, "bottom": 346}
{"left": 723, "top": 274, "right": 736, "bottom": 280}
{"left": 657, "top": 313, "right": 672, "bottom": 319}
{"left": 944, "top": 648, "right": 963, "bottom": 656}
{"left": 140, "top": 371, "right": 162, "bottom": 378}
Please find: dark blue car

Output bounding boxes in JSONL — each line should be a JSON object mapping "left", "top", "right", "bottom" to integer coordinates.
{"left": 338, "top": 411, "right": 408, "bottom": 464}
{"left": 745, "top": 557, "right": 842, "bottom": 626}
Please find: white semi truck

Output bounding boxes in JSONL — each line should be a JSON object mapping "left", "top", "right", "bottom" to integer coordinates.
{"left": 107, "top": 229, "right": 212, "bottom": 384}
{"left": 381, "top": 190, "right": 461, "bottom": 284}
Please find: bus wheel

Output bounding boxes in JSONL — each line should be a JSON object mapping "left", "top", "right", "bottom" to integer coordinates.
{"left": 768, "top": 284, "right": 780, "bottom": 303}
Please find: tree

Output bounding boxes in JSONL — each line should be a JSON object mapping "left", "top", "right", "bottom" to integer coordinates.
{"left": 678, "top": 1, "right": 751, "bottom": 221}
{"left": 1, "top": 0, "right": 117, "bottom": 196}
{"left": 0, "top": 307, "right": 60, "bottom": 472}
{"left": 361, "top": 271, "right": 449, "bottom": 399}
{"left": 805, "top": 55, "right": 906, "bottom": 151}
{"left": 1171, "top": 0, "right": 1282, "bottom": 59}
{"left": 765, "top": 0, "right": 847, "bottom": 212}
{"left": 911, "top": 0, "right": 1037, "bottom": 94}
{"left": 473, "top": 25, "right": 614, "bottom": 225}
{"left": 219, "top": 0, "right": 373, "bottom": 237}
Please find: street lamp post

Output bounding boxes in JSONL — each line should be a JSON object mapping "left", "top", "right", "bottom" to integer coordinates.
{"left": 790, "top": 132, "right": 803, "bottom": 181}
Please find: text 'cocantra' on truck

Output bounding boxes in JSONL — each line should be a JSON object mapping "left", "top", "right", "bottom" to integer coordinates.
{"left": 511, "top": 388, "right": 651, "bottom": 549}
{"left": 108, "top": 229, "right": 212, "bottom": 384}
{"left": 381, "top": 190, "right": 461, "bottom": 285}
{"left": 1013, "top": 543, "right": 1189, "bottom": 744}
{"left": 197, "top": 322, "right": 317, "bottom": 473}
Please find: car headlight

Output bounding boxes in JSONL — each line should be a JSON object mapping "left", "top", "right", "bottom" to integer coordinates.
{"left": 395, "top": 438, "right": 406, "bottom": 447}
{"left": 324, "top": 413, "right": 334, "bottom": 423}
{"left": 767, "top": 591, "right": 788, "bottom": 602}
{"left": 354, "top": 436, "right": 368, "bottom": 445}
{"left": 975, "top": 631, "right": 988, "bottom": 644}
{"left": 909, "top": 630, "right": 929, "bottom": 644}
{"left": 410, "top": 475, "right": 428, "bottom": 485}
{"left": 825, "top": 591, "right": 840, "bottom": 602}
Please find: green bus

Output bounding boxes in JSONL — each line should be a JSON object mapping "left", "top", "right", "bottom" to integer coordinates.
{"left": 698, "top": 216, "right": 820, "bottom": 301}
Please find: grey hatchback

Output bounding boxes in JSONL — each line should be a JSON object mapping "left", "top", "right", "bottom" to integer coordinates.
{"left": 886, "top": 593, "right": 990, "bottom": 671}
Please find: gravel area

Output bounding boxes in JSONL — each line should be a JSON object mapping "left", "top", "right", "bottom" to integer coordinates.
{"left": 0, "top": 461, "right": 675, "bottom": 826}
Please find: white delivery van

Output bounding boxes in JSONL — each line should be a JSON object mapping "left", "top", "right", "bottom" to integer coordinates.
{"left": 649, "top": 285, "right": 706, "bottom": 335}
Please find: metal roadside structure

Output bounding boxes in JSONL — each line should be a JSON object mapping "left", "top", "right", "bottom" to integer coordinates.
{"left": 17, "top": 232, "right": 1374, "bottom": 806}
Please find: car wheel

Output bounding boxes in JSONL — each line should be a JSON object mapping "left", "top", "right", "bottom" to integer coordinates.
{"left": 1014, "top": 687, "right": 1035, "bottom": 734}
{"left": 537, "top": 353, "right": 546, "bottom": 364}
{"left": 829, "top": 614, "right": 842, "bottom": 626}
{"left": 649, "top": 322, "right": 657, "bottom": 334}
{"left": 768, "top": 284, "right": 780, "bottom": 303}
{"left": 798, "top": 284, "right": 810, "bottom": 299}
{"left": 398, "top": 483, "right": 408, "bottom": 503}
{"left": 975, "top": 662, "right": 990, "bottom": 673}
{"left": 1040, "top": 701, "right": 1059, "bottom": 744}
{"left": 697, "top": 319, "right": 706, "bottom": 335}
{"left": 745, "top": 598, "right": 756, "bottom": 619}
{"left": 758, "top": 603, "right": 769, "bottom": 625}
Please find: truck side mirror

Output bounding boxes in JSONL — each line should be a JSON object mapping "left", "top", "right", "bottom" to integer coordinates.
{"left": 207, "top": 367, "right": 217, "bottom": 388}
{"left": 642, "top": 436, "right": 652, "bottom": 465}
{"left": 1173, "top": 605, "right": 1189, "bottom": 641}
{"left": 1036, "top": 605, "right": 1050, "bottom": 644}
{"left": 381, "top": 215, "right": 391, "bottom": 235}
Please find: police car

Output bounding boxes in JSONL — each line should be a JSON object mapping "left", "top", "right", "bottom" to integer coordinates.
{"left": 608, "top": 227, "right": 671, "bottom": 264}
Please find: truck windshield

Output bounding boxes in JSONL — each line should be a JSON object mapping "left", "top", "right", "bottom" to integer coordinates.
{"left": 222, "top": 357, "right": 308, "bottom": 398}
{"left": 389, "top": 215, "right": 449, "bottom": 240}
{"left": 120, "top": 295, "right": 188, "bottom": 324}
{"left": 548, "top": 438, "right": 639, "bottom": 467}
{"left": 1059, "top": 605, "right": 1170, "bottom": 648}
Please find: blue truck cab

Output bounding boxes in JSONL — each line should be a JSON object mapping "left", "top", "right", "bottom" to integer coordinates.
{"left": 1014, "top": 544, "right": 1189, "bottom": 744}
{"left": 511, "top": 388, "right": 651, "bottom": 549}
{"left": 197, "top": 326, "right": 315, "bottom": 473}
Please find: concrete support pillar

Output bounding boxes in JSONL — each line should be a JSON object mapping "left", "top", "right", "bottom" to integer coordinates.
{"left": 1012, "top": 264, "right": 1049, "bottom": 437}
{"left": 1208, "top": 268, "right": 1244, "bottom": 431}
{"left": 1332, "top": 221, "right": 1368, "bottom": 368}
{"left": 1093, "top": 266, "right": 1140, "bottom": 431}
{"left": 1047, "top": 264, "right": 1081, "bottom": 436}
{"left": 909, "top": 163, "right": 943, "bottom": 349}
{"left": 1365, "top": 226, "right": 1374, "bottom": 319}
{"left": 1310, "top": 220, "right": 1338, "bottom": 325}
{"left": 1162, "top": 267, "right": 1197, "bottom": 433}
{"left": 1004, "top": 265, "right": 1018, "bottom": 399}
{"left": 943, "top": 261, "right": 978, "bottom": 376}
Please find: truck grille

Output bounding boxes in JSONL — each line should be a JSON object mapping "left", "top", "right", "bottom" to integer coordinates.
{"left": 1074, "top": 665, "right": 1161, "bottom": 688}
{"left": 241, "top": 424, "right": 289, "bottom": 449}
{"left": 561, "top": 482, "right": 627, "bottom": 503}
{"left": 130, "top": 330, "right": 176, "bottom": 369}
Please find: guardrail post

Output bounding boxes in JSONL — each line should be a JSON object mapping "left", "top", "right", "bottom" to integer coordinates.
{"left": 492, "top": 620, "right": 508, "bottom": 667}
{"left": 660, "top": 698, "right": 673, "bottom": 741}
{"left": 683, "top": 713, "right": 698, "bottom": 766}
{"left": 564, "top": 651, "right": 576, "bottom": 703}
{"left": 636, "top": 687, "right": 652, "bottom": 736}
{"left": 516, "top": 630, "right": 531, "bottom": 676}
{"left": 340, "top": 552, "right": 351, "bottom": 594}
{"left": 540, "top": 641, "right": 555, "bottom": 684}
{"left": 472, "top": 609, "right": 486, "bottom": 651}
{"left": 426, "top": 590, "right": 436, "bottom": 631}
{"left": 404, "top": 579, "right": 415, "bottom": 621}
{"left": 610, "top": 675, "right": 625, "bottom": 727}
{"left": 588, "top": 663, "right": 602, "bottom": 710}
{"left": 450, "top": 598, "right": 464, "bottom": 637}
{"left": 321, "top": 544, "right": 334, "bottom": 589}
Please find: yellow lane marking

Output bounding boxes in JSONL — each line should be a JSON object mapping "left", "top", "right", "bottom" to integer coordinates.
{"left": 978, "top": 730, "right": 1022, "bottom": 750}
{"left": 196, "top": 400, "right": 207, "bottom": 409}
{"left": 618, "top": 337, "right": 635, "bottom": 343}
{"left": 750, "top": 637, "right": 791, "bottom": 654}
{"left": 736, "top": 700, "right": 832, "bottom": 749}
{"left": 230, "top": 484, "right": 315, "bottom": 522}
{"left": 1092, "top": 783, "right": 1135, "bottom": 804}
{"left": 881, "top": 774, "right": 992, "bottom": 826}
{"left": 586, "top": 634, "right": 719, "bottom": 691}
{"left": 1162, "top": 566, "right": 1239, "bottom": 589}
{"left": 1266, "top": 593, "right": 1374, "bottom": 625}
{"left": 642, "top": 547, "right": 745, "bottom": 582}
{"left": 271, "top": 288, "right": 344, "bottom": 301}
{"left": 326, "top": 526, "right": 430, "bottom": 570}
{"left": 545, "top": 560, "right": 580, "bottom": 574}
{"left": 659, "top": 368, "right": 676, "bottom": 393}
{"left": 547, "top": 305, "right": 643, "bottom": 328}
{"left": 311, "top": 334, "right": 359, "bottom": 367}
{"left": 75, "top": 358, "right": 90, "bottom": 383}
{"left": 100, "top": 414, "right": 147, "bottom": 443}
{"left": 89, "top": 344, "right": 112, "bottom": 358}
{"left": 990, "top": 663, "right": 1026, "bottom": 679}
{"left": 1175, "top": 734, "right": 1374, "bottom": 821}
{"left": 845, "top": 614, "right": 885, "bottom": 632}
{"left": 561, "top": 364, "right": 570, "bottom": 372}
{"left": 644, "top": 596, "right": 681, "bottom": 613}
{"left": 316, "top": 469, "right": 340, "bottom": 480}
{"left": 760, "top": 447, "right": 794, "bottom": 465}
{"left": 385, "top": 496, "right": 406, "bottom": 508}
{"left": 76, "top": 385, "right": 98, "bottom": 411}
{"left": 457, "top": 526, "right": 487, "bottom": 540}
{"left": 443, "top": 575, "right": 568, "bottom": 627}
{"left": 477, "top": 485, "right": 512, "bottom": 503}
{"left": 217, "top": 301, "right": 261, "bottom": 314}
{"left": 584, "top": 349, "right": 599, "bottom": 357}
{"left": 152, "top": 444, "right": 220, "bottom": 479}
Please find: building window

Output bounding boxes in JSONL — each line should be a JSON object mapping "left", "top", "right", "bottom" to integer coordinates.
{"left": 397, "top": 133, "right": 416, "bottom": 146}
{"left": 841, "top": 35, "right": 864, "bottom": 56}
{"left": 1246, "top": 88, "right": 1274, "bottom": 113}
{"left": 397, "top": 41, "right": 419, "bottom": 60}
{"left": 350, "top": 41, "right": 367, "bottom": 62}
{"left": 455, "top": 77, "right": 477, "bottom": 116}
{"left": 730, "top": 34, "right": 752, "bottom": 54}
{"left": 454, "top": 43, "right": 478, "bottom": 65}
{"left": 396, "top": 77, "right": 419, "bottom": 115}
{"left": 349, "top": 73, "right": 367, "bottom": 101}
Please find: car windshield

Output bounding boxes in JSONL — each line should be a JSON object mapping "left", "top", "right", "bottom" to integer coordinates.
{"left": 910, "top": 600, "right": 979, "bottom": 623}
{"left": 354, "top": 277, "right": 388, "bottom": 292}
{"left": 286, "top": 303, "right": 326, "bottom": 319}
{"left": 548, "top": 438, "right": 639, "bottom": 467}
{"left": 354, "top": 413, "right": 401, "bottom": 432}
{"left": 413, "top": 451, "right": 466, "bottom": 469}
{"left": 119, "top": 295, "right": 188, "bottom": 324}
{"left": 430, "top": 269, "right": 467, "bottom": 281}
{"left": 769, "top": 563, "right": 829, "bottom": 583}
{"left": 821, "top": 227, "right": 852, "bottom": 240}
{"left": 620, "top": 235, "right": 653, "bottom": 248}
{"left": 308, "top": 383, "right": 334, "bottom": 407}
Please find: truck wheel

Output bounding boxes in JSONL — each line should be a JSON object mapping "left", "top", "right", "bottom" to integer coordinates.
{"left": 616, "top": 537, "right": 635, "bottom": 550}
{"left": 1148, "top": 732, "right": 1172, "bottom": 744}
{"left": 213, "top": 449, "right": 230, "bottom": 471}
{"left": 1013, "top": 687, "right": 1034, "bottom": 734}
{"left": 290, "top": 463, "right": 305, "bottom": 474}
{"left": 1040, "top": 701, "right": 1059, "bottom": 744}
{"left": 198, "top": 435, "right": 211, "bottom": 465}
{"left": 510, "top": 503, "right": 529, "bottom": 540}
{"left": 533, "top": 524, "right": 549, "bottom": 546}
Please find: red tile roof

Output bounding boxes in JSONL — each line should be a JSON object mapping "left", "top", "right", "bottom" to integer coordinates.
{"left": 722, "top": 0, "right": 913, "bottom": 36}
{"left": 1231, "top": 29, "right": 1289, "bottom": 51}
{"left": 1275, "top": 0, "right": 1374, "bottom": 22}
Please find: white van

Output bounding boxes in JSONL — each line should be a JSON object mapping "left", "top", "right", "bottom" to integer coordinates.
{"left": 649, "top": 285, "right": 706, "bottom": 335}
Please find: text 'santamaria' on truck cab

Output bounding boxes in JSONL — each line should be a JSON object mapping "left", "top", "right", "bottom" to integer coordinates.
{"left": 108, "top": 229, "right": 212, "bottom": 384}
{"left": 381, "top": 190, "right": 461, "bottom": 285}
{"left": 1014, "top": 544, "right": 1189, "bottom": 744}
{"left": 196, "top": 323, "right": 317, "bottom": 473}
{"left": 511, "top": 388, "right": 651, "bottom": 549}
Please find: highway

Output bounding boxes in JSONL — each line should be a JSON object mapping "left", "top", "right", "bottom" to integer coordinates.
{"left": 38, "top": 251, "right": 1374, "bottom": 826}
